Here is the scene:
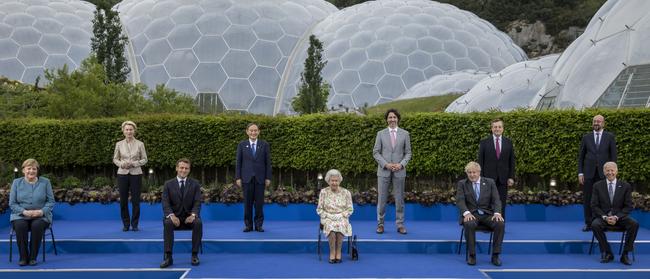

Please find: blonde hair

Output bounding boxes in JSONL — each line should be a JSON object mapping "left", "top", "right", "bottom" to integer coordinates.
{"left": 464, "top": 161, "right": 481, "bottom": 172}
{"left": 22, "top": 158, "right": 39, "bottom": 170}
{"left": 121, "top": 120, "right": 137, "bottom": 131}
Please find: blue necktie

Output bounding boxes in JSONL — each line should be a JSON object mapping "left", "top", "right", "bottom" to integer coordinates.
{"left": 474, "top": 182, "right": 480, "bottom": 201}
{"left": 251, "top": 143, "right": 256, "bottom": 157}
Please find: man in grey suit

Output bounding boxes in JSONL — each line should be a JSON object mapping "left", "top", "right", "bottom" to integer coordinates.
{"left": 373, "top": 108, "right": 412, "bottom": 234}
{"left": 456, "top": 161, "right": 505, "bottom": 266}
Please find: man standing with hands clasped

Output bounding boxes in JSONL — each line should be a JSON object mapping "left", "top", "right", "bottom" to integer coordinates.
{"left": 373, "top": 108, "right": 412, "bottom": 235}
{"left": 160, "top": 158, "right": 203, "bottom": 268}
{"left": 578, "top": 115, "right": 617, "bottom": 231}
{"left": 236, "top": 123, "right": 272, "bottom": 233}
{"left": 478, "top": 118, "right": 515, "bottom": 218}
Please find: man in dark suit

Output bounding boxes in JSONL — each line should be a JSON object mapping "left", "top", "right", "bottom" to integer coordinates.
{"left": 579, "top": 114, "right": 617, "bottom": 231}
{"left": 478, "top": 118, "right": 515, "bottom": 218}
{"left": 591, "top": 162, "right": 638, "bottom": 265}
{"left": 160, "top": 158, "right": 203, "bottom": 268}
{"left": 456, "top": 161, "right": 505, "bottom": 266}
{"left": 236, "top": 123, "right": 272, "bottom": 232}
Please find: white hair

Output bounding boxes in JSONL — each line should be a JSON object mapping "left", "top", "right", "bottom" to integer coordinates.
{"left": 325, "top": 169, "right": 343, "bottom": 183}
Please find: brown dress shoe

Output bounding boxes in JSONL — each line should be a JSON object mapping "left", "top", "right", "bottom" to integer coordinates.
{"left": 376, "top": 224, "right": 384, "bottom": 234}
{"left": 397, "top": 226, "right": 407, "bottom": 234}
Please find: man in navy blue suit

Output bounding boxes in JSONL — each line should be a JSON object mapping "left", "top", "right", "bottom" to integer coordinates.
{"left": 236, "top": 123, "right": 272, "bottom": 232}
{"left": 578, "top": 115, "right": 617, "bottom": 231}
{"left": 478, "top": 118, "right": 515, "bottom": 218}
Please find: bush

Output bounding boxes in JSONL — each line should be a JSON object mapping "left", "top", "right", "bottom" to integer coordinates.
{"left": 92, "top": 176, "right": 113, "bottom": 188}
{"left": 61, "top": 176, "right": 82, "bottom": 189}
{"left": 1, "top": 110, "right": 650, "bottom": 186}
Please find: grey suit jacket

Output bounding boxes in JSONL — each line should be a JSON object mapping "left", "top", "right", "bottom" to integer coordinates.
{"left": 372, "top": 127, "right": 412, "bottom": 177}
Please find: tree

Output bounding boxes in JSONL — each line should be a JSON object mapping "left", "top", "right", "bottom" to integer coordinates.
{"left": 91, "top": 1, "right": 130, "bottom": 84}
{"left": 292, "top": 35, "right": 329, "bottom": 114}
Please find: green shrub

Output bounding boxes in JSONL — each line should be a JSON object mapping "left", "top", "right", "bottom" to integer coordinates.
{"left": 61, "top": 176, "right": 82, "bottom": 189}
{"left": 91, "top": 176, "right": 113, "bottom": 188}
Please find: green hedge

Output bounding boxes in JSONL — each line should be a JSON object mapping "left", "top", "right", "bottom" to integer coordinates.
{"left": 1, "top": 110, "right": 649, "bottom": 183}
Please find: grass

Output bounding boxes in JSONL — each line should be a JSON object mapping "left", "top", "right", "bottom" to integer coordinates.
{"left": 364, "top": 94, "right": 462, "bottom": 115}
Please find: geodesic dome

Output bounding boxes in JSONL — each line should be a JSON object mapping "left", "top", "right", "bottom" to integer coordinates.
{"left": 447, "top": 54, "right": 559, "bottom": 112}
{"left": 396, "top": 70, "right": 488, "bottom": 100}
{"left": 277, "top": 0, "right": 527, "bottom": 114}
{"left": 0, "top": 0, "right": 94, "bottom": 83}
{"left": 532, "top": 0, "right": 650, "bottom": 109}
{"left": 116, "top": 0, "right": 337, "bottom": 115}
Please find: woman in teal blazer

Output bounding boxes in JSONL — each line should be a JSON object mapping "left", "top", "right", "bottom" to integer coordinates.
{"left": 9, "top": 159, "right": 55, "bottom": 266}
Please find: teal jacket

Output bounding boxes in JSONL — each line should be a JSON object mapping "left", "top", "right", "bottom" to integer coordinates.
{"left": 9, "top": 177, "right": 55, "bottom": 224}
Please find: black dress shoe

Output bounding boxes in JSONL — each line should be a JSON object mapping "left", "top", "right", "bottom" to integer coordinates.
{"left": 18, "top": 260, "right": 27, "bottom": 266}
{"left": 243, "top": 227, "right": 253, "bottom": 232}
{"left": 28, "top": 260, "right": 37, "bottom": 266}
{"left": 335, "top": 258, "right": 342, "bottom": 263}
{"left": 582, "top": 225, "right": 591, "bottom": 232}
{"left": 131, "top": 227, "right": 139, "bottom": 232}
{"left": 467, "top": 255, "right": 476, "bottom": 265}
{"left": 191, "top": 255, "right": 200, "bottom": 266}
{"left": 122, "top": 226, "right": 129, "bottom": 232}
{"left": 255, "top": 226, "right": 264, "bottom": 232}
{"left": 620, "top": 253, "right": 632, "bottom": 265}
{"left": 491, "top": 254, "right": 502, "bottom": 266}
{"left": 600, "top": 253, "right": 614, "bottom": 263}
{"left": 159, "top": 257, "right": 173, "bottom": 268}
{"left": 328, "top": 259, "right": 336, "bottom": 264}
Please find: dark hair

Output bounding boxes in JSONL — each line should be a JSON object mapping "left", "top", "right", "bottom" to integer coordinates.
{"left": 491, "top": 118, "right": 503, "bottom": 125}
{"left": 176, "top": 158, "right": 191, "bottom": 167}
{"left": 246, "top": 123, "right": 259, "bottom": 130}
{"left": 384, "top": 108, "right": 400, "bottom": 122}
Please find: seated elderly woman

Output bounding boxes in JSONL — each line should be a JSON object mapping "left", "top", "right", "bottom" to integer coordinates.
{"left": 316, "top": 169, "right": 353, "bottom": 264}
{"left": 9, "top": 159, "right": 55, "bottom": 266}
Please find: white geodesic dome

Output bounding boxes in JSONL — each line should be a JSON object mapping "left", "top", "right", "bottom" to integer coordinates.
{"left": 395, "top": 70, "right": 488, "bottom": 100}
{"left": 116, "top": 0, "right": 337, "bottom": 114}
{"left": 446, "top": 54, "right": 559, "bottom": 112}
{"left": 532, "top": 0, "right": 650, "bottom": 109}
{"left": 277, "top": 0, "right": 527, "bottom": 114}
{"left": 0, "top": 0, "right": 94, "bottom": 83}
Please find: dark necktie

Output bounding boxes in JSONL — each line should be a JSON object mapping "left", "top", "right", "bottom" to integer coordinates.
{"left": 596, "top": 132, "right": 600, "bottom": 148}
{"left": 252, "top": 142, "right": 256, "bottom": 157}
{"left": 495, "top": 137, "right": 501, "bottom": 159}
{"left": 608, "top": 182, "right": 614, "bottom": 204}
{"left": 180, "top": 180, "right": 185, "bottom": 197}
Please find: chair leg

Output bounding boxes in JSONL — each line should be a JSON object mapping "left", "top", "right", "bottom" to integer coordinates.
{"left": 457, "top": 228, "right": 464, "bottom": 255}
{"left": 588, "top": 233, "right": 595, "bottom": 255}
{"left": 42, "top": 232, "right": 46, "bottom": 262}
{"left": 317, "top": 228, "right": 321, "bottom": 261}
{"left": 618, "top": 231, "right": 626, "bottom": 255}
{"left": 50, "top": 228, "right": 57, "bottom": 256}
{"left": 9, "top": 232, "right": 13, "bottom": 262}
{"left": 488, "top": 232, "right": 493, "bottom": 255}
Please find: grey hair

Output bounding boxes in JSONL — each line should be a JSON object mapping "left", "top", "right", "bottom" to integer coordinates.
{"left": 325, "top": 169, "right": 343, "bottom": 183}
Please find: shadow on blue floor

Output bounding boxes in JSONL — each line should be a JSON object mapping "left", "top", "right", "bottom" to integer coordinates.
{"left": 0, "top": 270, "right": 186, "bottom": 279}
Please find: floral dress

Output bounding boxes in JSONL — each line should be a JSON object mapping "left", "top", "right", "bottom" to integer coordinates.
{"left": 317, "top": 186, "right": 353, "bottom": 236}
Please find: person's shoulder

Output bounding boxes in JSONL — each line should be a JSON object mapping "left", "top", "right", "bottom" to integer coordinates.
{"left": 188, "top": 177, "right": 201, "bottom": 186}
{"left": 38, "top": 176, "right": 51, "bottom": 183}
{"left": 456, "top": 178, "right": 468, "bottom": 185}
{"left": 11, "top": 177, "right": 24, "bottom": 187}
{"left": 482, "top": 177, "right": 496, "bottom": 185}
{"left": 163, "top": 178, "right": 176, "bottom": 186}
{"left": 400, "top": 128, "right": 410, "bottom": 134}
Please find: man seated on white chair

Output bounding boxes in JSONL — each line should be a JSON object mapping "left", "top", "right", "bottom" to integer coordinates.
{"left": 591, "top": 161, "right": 638, "bottom": 265}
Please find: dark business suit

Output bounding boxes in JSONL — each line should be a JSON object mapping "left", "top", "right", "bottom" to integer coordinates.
{"left": 590, "top": 179, "right": 638, "bottom": 254}
{"left": 578, "top": 131, "right": 616, "bottom": 225}
{"left": 478, "top": 135, "right": 515, "bottom": 218}
{"left": 455, "top": 177, "right": 505, "bottom": 256}
{"left": 236, "top": 139, "right": 272, "bottom": 229}
{"left": 162, "top": 178, "right": 203, "bottom": 254}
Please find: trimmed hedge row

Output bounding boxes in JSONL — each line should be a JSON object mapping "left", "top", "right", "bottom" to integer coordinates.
{"left": 1, "top": 110, "right": 649, "bottom": 183}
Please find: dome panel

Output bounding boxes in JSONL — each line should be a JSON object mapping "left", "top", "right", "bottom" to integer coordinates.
{"left": 397, "top": 70, "right": 488, "bottom": 100}
{"left": 0, "top": 58, "right": 24, "bottom": 80}
{"left": 278, "top": 0, "right": 525, "bottom": 114}
{"left": 17, "top": 45, "right": 47, "bottom": 67}
{"left": 118, "top": 0, "right": 337, "bottom": 111}
{"left": 250, "top": 66, "right": 281, "bottom": 97}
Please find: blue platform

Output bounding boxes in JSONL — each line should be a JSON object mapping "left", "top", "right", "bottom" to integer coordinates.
{"left": 1, "top": 203, "right": 649, "bottom": 278}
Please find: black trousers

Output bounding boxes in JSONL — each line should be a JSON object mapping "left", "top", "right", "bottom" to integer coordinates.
{"left": 463, "top": 214, "right": 505, "bottom": 256}
{"left": 163, "top": 216, "right": 203, "bottom": 255}
{"left": 583, "top": 171, "right": 603, "bottom": 226}
{"left": 591, "top": 216, "right": 639, "bottom": 254}
{"left": 118, "top": 174, "right": 142, "bottom": 228}
{"left": 12, "top": 219, "right": 49, "bottom": 261}
{"left": 243, "top": 178, "right": 265, "bottom": 228}
{"left": 495, "top": 178, "right": 508, "bottom": 218}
